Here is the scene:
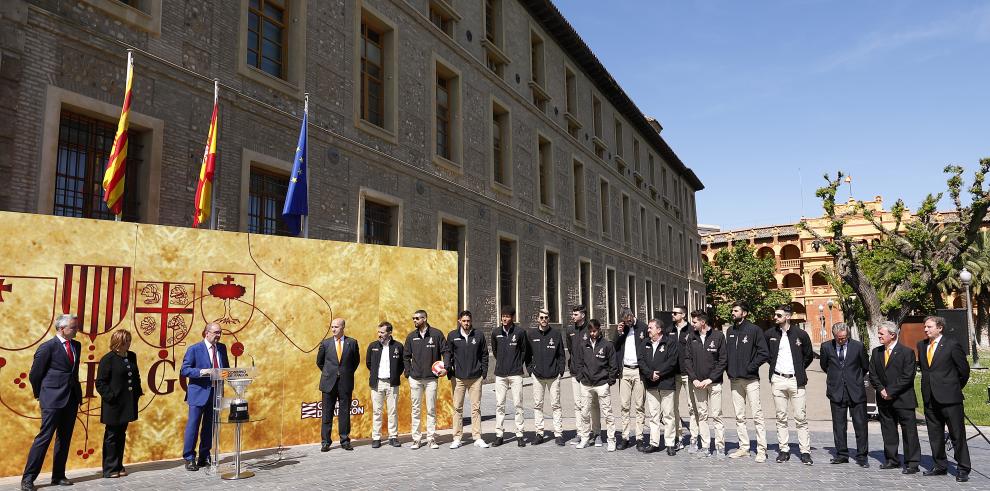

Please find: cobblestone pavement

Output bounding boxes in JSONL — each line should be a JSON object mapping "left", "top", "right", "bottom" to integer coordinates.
{"left": 4, "top": 367, "right": 989, "bottom": 490}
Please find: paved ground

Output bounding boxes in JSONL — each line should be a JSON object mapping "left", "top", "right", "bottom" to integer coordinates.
{"left": 4, "top": 366, "right": 989, "bottom": 490}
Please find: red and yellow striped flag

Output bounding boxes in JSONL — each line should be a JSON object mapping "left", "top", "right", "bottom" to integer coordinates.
{"left": 102, "top": 51, "right": 133, "bottom": 217}
{"left": 193, "top": 86, "right": 219, "bottom": 227}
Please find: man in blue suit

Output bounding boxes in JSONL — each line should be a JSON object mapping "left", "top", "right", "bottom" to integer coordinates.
{"left": 21, "top": 314, "right": 83, "bottom": 491}
{"left": 179, "top": 322, "right": 228, "bottom": 471}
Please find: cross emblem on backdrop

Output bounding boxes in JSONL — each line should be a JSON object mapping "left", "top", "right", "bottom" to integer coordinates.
{"left": 0, "top": 278, "right": 12, "bottom": 302}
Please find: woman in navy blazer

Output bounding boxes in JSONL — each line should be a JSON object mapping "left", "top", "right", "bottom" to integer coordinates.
{"left": 95, "top": 330, "right": 143, "bottom": 478}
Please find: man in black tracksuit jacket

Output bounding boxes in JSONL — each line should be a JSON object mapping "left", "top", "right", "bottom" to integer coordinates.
{"left": 528, "top": 309, "right": 566, "bottom": 445}
{"left": 725, "top": 302, "right": 769, "bottom": 460}
{"left": 666, "top": 306, "right": 698, "bottom": 450}
{"left": 614, "top": 309, "right": 649, "bottom": 450}
{"left": 565, "top": 306, "right": 601, "bottom": 443}
{"left": 491, "top": 307, "right": 531, "bottom": 446}
{"left": 574, "top": 319, "right": 618, "bottom": 450}
{"left": 366, "top": 321, "right": 404, "bottom": 447}
{"left": 765, "top": 305, "right": 814, "bottom": 463}
{"left": 403, "top": 311, "right": 448, "bottom": 447}
{"left": 683, "top": 311, "right": 727, "bottom": 456}
{"left": 638, "top": 320, "right": 680, "bottom": 454}
{"left": 444, "top": 310, "right": 488, "bottom": 448}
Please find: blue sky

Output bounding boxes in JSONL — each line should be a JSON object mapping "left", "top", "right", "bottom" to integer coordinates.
{"left": 554, "top": 0, "right": 990, "bottom": 230}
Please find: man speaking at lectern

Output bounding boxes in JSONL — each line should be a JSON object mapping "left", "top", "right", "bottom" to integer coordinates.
{"left": 180, "top": 322, "right": 229, "bottom": 471}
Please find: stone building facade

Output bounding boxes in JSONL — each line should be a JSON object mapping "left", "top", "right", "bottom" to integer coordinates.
{"left": 0, "top": 0, "right": 704, "bottom": 334}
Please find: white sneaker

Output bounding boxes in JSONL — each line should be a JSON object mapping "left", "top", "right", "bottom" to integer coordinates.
{"left": 729, "top": 448, "right": 750, "bottom": 459}
{"left": 473, "top": 439, "right": 490, "bottom": 448}
{"left": 594, "top": 436, "right": 603, "bottom": 447}
{"left": 449, "top": 440, "right": 463, "bottom": 449}
{"left": 755, "top": 452, "right": 767, "bottom": 463}
{"left": 576, "top": 437, "right": 590, "bottom": 449}
{"left": 569, "top": 438, "right": 579, "bottom": 446}
{"left": 429, "top": 440, "right": 439, "bottom": 449}
{"left": 607, "top": 440, "right": 616, "bottom": 452}
{"left": 410, "top": 440, "right": 421, "bottom": 450}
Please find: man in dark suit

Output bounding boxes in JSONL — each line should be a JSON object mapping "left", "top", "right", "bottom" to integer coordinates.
{"left": 179, "top": 322, "right": 229, "bottom": 471}
{"left": 317, "top": 317, "right": 360, "bottom": 451}
{"left": 21, "top": 314, "right": 83, "bottom": 491}
{"left": 820, "top": 322, "right": 869, "bottom": 467}
{"left": 869, "top": 320, "right": 921, "bottom": 474}
{"left": 918, "top": 315, "right": 971, "bottom": 482}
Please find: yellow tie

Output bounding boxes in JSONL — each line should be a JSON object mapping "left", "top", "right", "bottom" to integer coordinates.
{"left": 884, "top": 349, "right": 890, "bottom": 367}
{"left": 336, "top": 338, "right": 343, "bottom": 361}
{"left": 926, "top": 342, "right": 935, "bottom": 367}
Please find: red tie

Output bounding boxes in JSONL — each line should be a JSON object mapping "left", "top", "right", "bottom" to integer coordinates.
{"left": 211, "top": 345, "right": 219, "bottom": 369}
{"left": 64, "top": 340, "right": 74, "bottom": 365}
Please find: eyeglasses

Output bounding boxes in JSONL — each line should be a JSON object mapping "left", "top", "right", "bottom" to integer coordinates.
{"left": 207, "top": 331, "right": 222, "bottom": 335}
{"left": 538, "top": 315, "right": 549, "bottom": 319}
{"left": 412, "top": 317, "right": 423, "bottom": 320}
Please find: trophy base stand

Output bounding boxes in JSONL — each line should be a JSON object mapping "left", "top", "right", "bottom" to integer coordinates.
{"left": 221, "top": 470, "right": 255, "bottom": 480}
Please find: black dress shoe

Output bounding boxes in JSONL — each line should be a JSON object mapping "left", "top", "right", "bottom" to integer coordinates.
{"left": 902, "top": 466, "right": 919, "bottom": 474}
{"left": 555, "top": 436, "right": 565, "bottom": 446}
{"left": 50, "top": 478, "right": 73, "bottom": 486}
{"left": 956, "top": 472, "right": 969, "bottom": 482}
{"left": 341, "top": 441, "right": 353, "bottom": 451}
{"left": 923, "top": 467, "right": 947, "bottom": 476}
{"left": 830, "top": 457, "right": 849, "bottom": 464}
{"left": 320, "top": 444, "right": 331, "bottom": 452}
{"left": 879, "top": 461, "right": 898, "bottom": 470}
{"left": 20, "top": 481, "right": 35, "bottom": 491}
{"left": 636, "top": 440, "right": 649, "bottom": 452}
{"left": 856, "top": 460, "right": 869, "bottom": 468}
{"left": 492, "top": 436, "right": 504, "bottom": 447}
{"left": 389, "top": 437, "right": 401, "bottom": 447}
{"left": 666, "top": 447, "right": 677, "bottom": 456}
{"left": 196, "top": 460, "right": 210, "bottom": 468}
{"left": 641, "top": 445, "right": 657, "bottom": 454}
{"left": 372, "top": 439, "right": 381, "bottom": 448}
{"left": 517, "top": 437, "right": 526, "bottom": 447}
{"left": 184, "top": 460, "right": 199, "bottom": 471}
{"left": 776, "top": 451, "right": 790, "bottom": 463}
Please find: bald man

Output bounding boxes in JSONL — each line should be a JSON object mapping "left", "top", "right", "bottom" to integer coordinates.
{"left": 317, "top": 318, "right": 360, "bottom": 451}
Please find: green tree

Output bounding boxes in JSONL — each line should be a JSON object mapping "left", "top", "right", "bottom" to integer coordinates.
{"left": 703, "top": 243, "right": 792, "bottom": 326}
{"left": 804, "top": 159, "right": 990, "bottom": 349}
{"left": 939, "top": 229, "right": 990, "bottom": 349}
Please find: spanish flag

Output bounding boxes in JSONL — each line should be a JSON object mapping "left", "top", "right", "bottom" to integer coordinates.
{"left": 193, "top": 83, "right": 219, "bottom": 228}
{"left": 101, "top": 50, "right": 133, "bottom": 218}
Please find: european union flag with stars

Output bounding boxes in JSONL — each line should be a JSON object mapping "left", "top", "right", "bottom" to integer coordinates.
{"left": 282, "top": 110, "right": 308, "bottom": 236}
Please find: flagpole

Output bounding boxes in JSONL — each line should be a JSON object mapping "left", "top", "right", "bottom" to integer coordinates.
{"left": 209, "top": 79, "right": 219, "bottom": 231}
{"left": 115, "top": 48, "right": 133, "bottom": 224}
{"left": 303, "top": 93, "right": 310, "bottom": 239}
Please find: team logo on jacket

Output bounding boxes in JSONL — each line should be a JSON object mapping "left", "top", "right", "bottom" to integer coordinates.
{"left": 598, "top": 348, "right": 604, "bottom": 355}
{"left": 742, "top": 336, "right": 749, "bottom": 344}
{"left": 639, "top": 331, "right": 645, "bottom": 339}
{"left": 471, "top": 338, "right": 476, "bottom": 344}
{"left": 709, "top": 340, "right": 715, "bottom": 348}
{"left": 394, "top": 347, "right": 399, "bottom": 355}
{"left": 511, "top": 334, "right": 516, "bottom": 343}
{"left": 547, "top": 339, "right": 554, "bottom": 347}
{"left": 770, "top": 337, "right": 778, "bottom": 342}
{"left": 795, "top": 339, "right": 801, "bottom": 346}
{"left": 427, "top": 337, "right": 434, "bottom": 346}
{"left": 659, "top": 345, "right": 665, "bottom": 352}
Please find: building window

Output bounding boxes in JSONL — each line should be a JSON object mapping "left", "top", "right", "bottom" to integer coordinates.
{"left": 572, "top": 159, "right": 586, "bottom": 224}
{"left": 667, "top": 225, "right": 674, "bottom": 264}
{"left": 633, "top": 139, "right": 640, "bottom": 172}
{"left": 545, "top": 250, "right": 560, "bottom": 323}
{"left": 482, "top": 0, "right": 508, "bottom": 76}
{"left": 660, "top": 283, "right": 667, "bottom": 311}
{"left": 54, "top": 111, "right": 142, "bottom": 222}
{"left": 360, "top": 21, "right": 385, "bottom": 127}
{"left": 485, "top": 0, "right": 499, "bottom": 44}
{"left": 491, "top": 100, "right": 511, "bottom": 188}
{"left": 247, "top": 0, "right": 286, "bottom": 79}
{"left": 592, "top": 95, "right": 605, "bottom": 159}
{"left": 529, "top": 31, "right": 549, "bottom": 113}
{"left": 428, "top": 0, "right": 458, "bottom": 37}
{"left": 645, "top": 279, "right": 654, "bottom": 318}
{"left": 606, "top": 267, "right": 617, "bottom": 325}
{"left": 579, "top": 259, "right": 592, "bottom": 317}
{"left": 440, "top": 220, "right": 466, "bottom": 310}
{"left": 639, "top": 205, "right": 647, "bottom": 252}
{"left": 248, "top": 167, "right": 291, "bottom": 236}
{"left": 498, "top": 237, "right": 517, "bottom": 313}
{"left": 662, "top": 167, "right": 669, "bottom": 201}
{"left": 599, "top": 178, "right": 610, "bottom": 236}
{"left": 628, "top": 274, "right": 637, "bottom": 315}
{"left": 537, "top": 135, "right": 553, "bottom": 208}
{"left": 614, "top": 119, "right": 623, "bottom": 157}
{"left": 654, "top": 216, "right": 661, "bottom": 259}
{"left": 621, "top": 194, "right": 631, "bottom": 244}
{"left": 564, "top": 66, "right": 581, "bottom": 137}
{"left": 648, "top": 153, "right": 656, "bottom": 187}
{"left": 363, "top": 200, "right": 395, "bottom": 245}
{"left": 436, "top": 75, "right": 451, "bottom": 160}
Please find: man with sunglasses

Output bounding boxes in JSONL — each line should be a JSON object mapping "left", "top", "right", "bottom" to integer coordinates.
{"left": 766, "top": 305, "right": 814, "bottom": 465}
{"left": 528, "top": 308, "right": 566, "bottom": 445}
{"left": 403, "top": 310, "right": 448, "bottom": 449}
{"left": 669, "top": 305, "right": 699, "bottom": 452}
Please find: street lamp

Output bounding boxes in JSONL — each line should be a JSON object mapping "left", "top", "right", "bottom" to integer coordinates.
{"left": 826, "top": 298, "right": 835, "bottom": 333}
{"left": 959, "top": 268, "right": 980, "bottom": 367}
{"left": 818, "top": 304, "right": 826, "bottom": 344}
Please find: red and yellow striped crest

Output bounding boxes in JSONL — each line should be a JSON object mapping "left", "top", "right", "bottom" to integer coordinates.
{"left": 193, "top": 92, "right": 219, "bottom": 227}
{"left": 101, "top": 52, "right": 133, "bottom": 217}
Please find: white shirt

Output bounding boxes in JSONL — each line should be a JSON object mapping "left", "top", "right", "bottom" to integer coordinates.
{"left": 55, "top": 333, "right": 76, "bottom": 361}
{"left": 378, "top": 338, "right": 391, "bottom": 380}
{"left": 776, "top": 327, "right": 795, "bottom": 375}
{"left": 622, "top": 326, "right": 639, "bottom": 366}
{"left": 928, "top": 335, "right": 942, "bottom": 355}
{"left": 204, "top": 340, "right": 222, "bottom": 368}
{"left": 651, "top": 338, "right": 661, "bottom": 356}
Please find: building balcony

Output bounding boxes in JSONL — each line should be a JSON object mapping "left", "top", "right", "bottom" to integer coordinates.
{"left": 779, "top": 258, "right": 801, "bottom": 270}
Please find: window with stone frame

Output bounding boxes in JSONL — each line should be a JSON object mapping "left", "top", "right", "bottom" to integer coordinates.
{"left": 247, "top": 0, "right": 287, "bottom": 79}
{"left": 248, "top": 167, "right": 292, "bottom": 236}
{"left": 360, "top": 21, "right": 385, "bottom": 127}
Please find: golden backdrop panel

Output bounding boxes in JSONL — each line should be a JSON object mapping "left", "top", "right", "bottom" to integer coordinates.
{"left": 0, "top": 211, "right": 456, "bottom": 477}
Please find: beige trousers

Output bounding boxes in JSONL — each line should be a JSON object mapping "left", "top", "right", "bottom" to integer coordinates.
{"left": 580, "top": 383, "right": 616, "bottom": 442}
{"left": 571, "top": 376, "right": 600, "bottom": 435}
{"left": 730, "top": 378, "right": 766, "bottom": 454}
{"left": 409, "top": 377, "right": 437, "bottom": 442}
{"left": 618, "top": 366, "right": 645, "bottom": 439}
{"left": 770, "top": 374, "right": 810, "bottom": 454}
{"left": 693, "top": 381, "right": 725, "bottom": 451}
{"left": 644, "top": 387, "right": 676, "bottom": 447}
{"left": 495, "top": 375, "right": 525, "bottom": 437}
{"left": 532, "top": 376, "right": 563, "bottom": 436}
{"left": 674, "top": 374, "right": 700, "bottom": 439}
{"left": 452, "top": 377, "right": 483, "bottom": 440}
{"left": 370, "top": 380, "right": 398, "bottom": 440}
